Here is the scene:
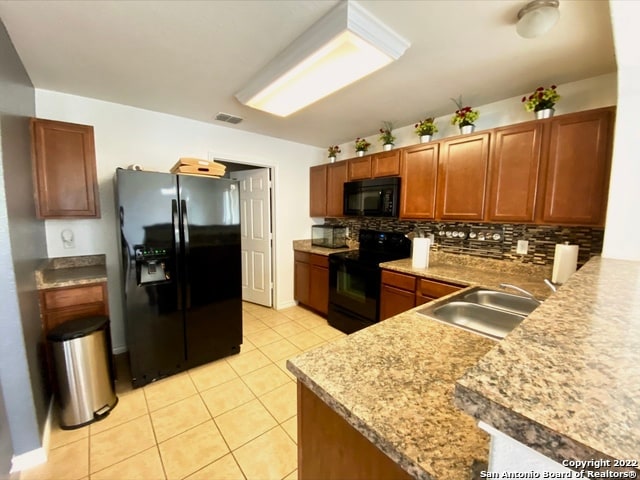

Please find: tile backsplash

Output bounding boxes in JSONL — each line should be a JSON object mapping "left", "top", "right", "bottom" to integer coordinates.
{"left": 323, "top": 218, "right": 603, "bottom": 267}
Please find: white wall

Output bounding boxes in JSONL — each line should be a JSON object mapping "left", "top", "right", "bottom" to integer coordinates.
{"left": 602, "top": 1, "right": 640, "bottom": 261}
{"left": 336, "top": 73, "right": 617, "bottom": 157}
{"left": 36, "top": 90, "right": 323, "bottom": 351}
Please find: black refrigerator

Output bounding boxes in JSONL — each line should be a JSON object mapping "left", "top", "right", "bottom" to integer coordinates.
{"left": 115, "top": 168, "right": 242, "bottom": 388}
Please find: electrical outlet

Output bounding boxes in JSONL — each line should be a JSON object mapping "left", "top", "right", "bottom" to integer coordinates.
{"left": 61, "top": 229, "right": 75, "bottom": 249}
{"left": 516, "top": 239, "right": 529, "bottom": 255}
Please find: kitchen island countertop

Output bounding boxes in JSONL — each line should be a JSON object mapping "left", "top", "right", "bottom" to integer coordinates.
{"left": 287, "top": 299, "right": 497, "bottom": 480}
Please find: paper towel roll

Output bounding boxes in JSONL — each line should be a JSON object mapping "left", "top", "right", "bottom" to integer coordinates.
{"left": 412, "top": 238, "right": 431, "bottom": 269}
{"left": 552, "top": 243, "right": 579, "bottom": 284}
{"left": 127, "top": 164, "right": 142, "bottom": 171}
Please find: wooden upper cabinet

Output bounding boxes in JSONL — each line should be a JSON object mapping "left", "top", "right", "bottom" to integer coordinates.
{"left": 348, "top": 156, "right": 372, "bottom": 180}
{"left": 487, "top": 122, "right": 543, "bottom": 222}
{"left": 310, "top": 164, "right": 328, "bottom": 217}
{"left": 372, "top": 150, "right": 401, "bottom": 177}
{"left": 437, "top": 133, "right": 490, "bottom": 220}
{"left": 400, "top": 143, "right": 439, "bottom": 219}
{"left": 538, "top": 107, "right": 614, "bottom": 226}
{"left": 326, "top": 161, "right": 348, "bottom": 217}
{"left": 31, "top": 118, "right": 100, "bottom": 218}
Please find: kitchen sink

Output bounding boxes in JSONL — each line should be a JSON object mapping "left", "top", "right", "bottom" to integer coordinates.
{"left": 462, "top": 289, "right": 539, "bottom": 316}
{"left": 416, "top": 286, "right": 540, "bottom": 340}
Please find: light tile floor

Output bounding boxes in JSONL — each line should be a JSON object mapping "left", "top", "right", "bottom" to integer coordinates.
{"left": 20, "top": 303, "right": 345, "bottom": 480}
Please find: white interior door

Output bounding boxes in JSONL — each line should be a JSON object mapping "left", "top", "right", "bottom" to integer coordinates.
{"left": 231, "top": 168, "right": 273, "bottom": 307}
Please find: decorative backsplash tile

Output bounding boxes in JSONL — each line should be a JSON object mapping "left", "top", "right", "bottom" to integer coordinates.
{"left": 323, "top": 218, "right": 603, "bottom": 267}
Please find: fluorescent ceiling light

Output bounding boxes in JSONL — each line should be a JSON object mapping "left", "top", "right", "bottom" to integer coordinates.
{"left": 516, "top": 0, "right": 560, "bottom": 39}
{"left": 235, "top": 0, "right": 410, "bottom": 117}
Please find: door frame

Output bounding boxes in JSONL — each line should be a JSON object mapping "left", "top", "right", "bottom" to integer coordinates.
{"left": 208, "top": 153, "right": 276, "bottom": 308}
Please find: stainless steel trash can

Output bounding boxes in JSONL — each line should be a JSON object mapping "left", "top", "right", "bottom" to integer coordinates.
{"left": 47, "top": 315, "right": 118, "bottom": 429}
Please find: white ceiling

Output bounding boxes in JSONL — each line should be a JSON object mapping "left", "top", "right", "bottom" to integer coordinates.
{"left": 0, "top": 0, "right": 616, "bottom": 148}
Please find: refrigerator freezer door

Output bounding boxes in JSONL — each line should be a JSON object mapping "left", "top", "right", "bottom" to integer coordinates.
{"left": 178, "top": 175, "right": 243, "bottom": 368}
{"left": 116, "top": 169, "right": 185, "bottom": 387}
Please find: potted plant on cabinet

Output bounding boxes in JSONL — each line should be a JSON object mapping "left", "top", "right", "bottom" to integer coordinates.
{"left": 354, "top": 137, "right": 371, "bottom": 157}
{"left": 414, "top": 117, "right": 438, "bottom": 143}
{"left": 327, "top": 145, "right": 341, "bottom": 163}
{"left": 522, "top": 85, "right": 560, "bottom": 119}
{"left": 379, "top": 121, "right": 396, "bottom": 150}
{"left": 450, "top": 96, "right": 479, "bottom": 134}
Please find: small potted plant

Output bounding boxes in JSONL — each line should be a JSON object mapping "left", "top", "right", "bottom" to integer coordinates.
{"left": 414, "top": 117, "right": 438, "bottom": 143}
{"left": 354, "top": 137, "right": 371, "bottom": 157}
{"left": 522, "top": 85, "right": 560, "bottom": 119}
{"left": 450, "top": 96, "right": 479, "bottom": 134}
{"left": 379, "top": 121, "right": 396, "bottom": 150}
{"left": 327, "top": 145, "right": 341, "bottom": 163}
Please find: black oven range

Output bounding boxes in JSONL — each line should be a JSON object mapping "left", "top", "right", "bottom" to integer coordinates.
{"left": 328, "top": 229, "right": 411, "bottom": 334}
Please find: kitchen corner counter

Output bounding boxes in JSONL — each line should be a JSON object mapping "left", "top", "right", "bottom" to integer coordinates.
{"left": 35, "top": 254, "right": 107, "bottom": 289}
{"left": 455, "top": 256, "right": 640, "bottom": 471}
{"left": 292, "top": 239, "right": 354, "bottom": 256}
{"left": 287, "top": 308, "right": 496, "bottom": 479}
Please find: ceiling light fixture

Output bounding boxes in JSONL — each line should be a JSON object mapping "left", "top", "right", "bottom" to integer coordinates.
{"left": 235, "top": 0, "right": 410, "bottom": 117}
{"left": 516, "top": 0, "right": 560, "bottom": 38}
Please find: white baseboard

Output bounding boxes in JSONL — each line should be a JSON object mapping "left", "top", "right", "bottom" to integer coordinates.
{"left": 112, "top": 345, "right": 127, "bottom": 355}
{"left": 10, "top": 400, "right": 52, "bottom": 473}
{"left": 275, "top": 300, "right": 297, "bottom": 310}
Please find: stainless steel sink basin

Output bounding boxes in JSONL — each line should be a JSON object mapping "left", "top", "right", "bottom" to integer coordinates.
{"left": 462, "top": 289, "right": 539, "bottom": 316}
{"left": 416, "top": 286, "right": 540, "bottom": 340}
{"left": 418, "top": 301, "right": 525, "bottom": 340}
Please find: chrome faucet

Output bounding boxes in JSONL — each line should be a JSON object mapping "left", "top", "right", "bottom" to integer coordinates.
{"left": 499, "top": 283, "right": 541, "bottom": 304}
{"left": 544, "top": 278, "right": 558, "bottom": 293}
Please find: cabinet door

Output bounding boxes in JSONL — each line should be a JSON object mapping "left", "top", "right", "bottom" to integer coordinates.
{"left": 309, "top": 264, "right": 329, "bottom": 315}
{"left": 372, "top": 150, "right": 400, "bottom": 178}
{"left": 437, "top": 133, "right": 490, "bottom": 220}
{"left": 400, "top": 143, "right": 439, "bottom": 219}
{"left": 380, "top": 284, "right": 416, "bottom": 320}
{"left": 326, "top": 161, "right": 348, "bottom": 217}
{"left": 348, "top": 157, "right": 372, "bottom": 180}
{"left": 487, "top": 123, "right": 542, "bottom": 222}
{"left": 310, "top": 165, "right": 328, "bottom": 217}
{"left": 538, "top": 108, "right": 613, "bottom": 226}
{"left": 294, "top": 260, "right": 310, "bottom": 305}
{"left": 31, "top": 118, "right": 100, "bottom": 218}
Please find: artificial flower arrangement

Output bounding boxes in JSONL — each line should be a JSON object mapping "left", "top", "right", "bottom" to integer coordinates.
{"left": 379, "top": 121, "right": 396, "bottom": 145}
{"left": 414, "top": 117, "right": 438, "bottom": 136}
{"left": 522, "top": 85, "right": 560, "bottom": 112}
{"left": 450, "top": 96, "right": 479, "bottom": 127}
{"left": 354, "top": 137, "right": 371, "bottom": 152}
{"left": 327, "top": 145, "right": 341, "bottom": 157}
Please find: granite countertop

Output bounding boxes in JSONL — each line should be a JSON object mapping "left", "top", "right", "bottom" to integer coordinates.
{"left": 287, "top": 305, "right": 497, "bottom": 480}
{"left": 35, "top": 254, "right": 107, "bottom": 289}
{"left": 380, "top": 251, "right": 553, "bottom": 300}
{"left": 292, "top": 239, "right": 354, "bottom": 256}
{"left": 455, "top": 256, "right": 640, "bottom": 472}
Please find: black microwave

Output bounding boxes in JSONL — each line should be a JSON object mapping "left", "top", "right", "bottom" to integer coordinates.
{"left": 343, "top": 177, "right": 400, "bottom": 217}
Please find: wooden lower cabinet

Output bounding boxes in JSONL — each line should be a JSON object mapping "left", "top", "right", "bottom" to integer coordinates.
{"left": 294, "top": 251, "right": 329, "bottom": 315}
{"left": 298, "top": 381, "right": 412, "bottom": 480}
{"left": 380, "top": 270, "right": 465, "bottom": 319}
{"left": 380, "top": 270, "right": 416, "bottom": 320}
{"left": 39, "top": 282, "right": 109, "bottom": 390}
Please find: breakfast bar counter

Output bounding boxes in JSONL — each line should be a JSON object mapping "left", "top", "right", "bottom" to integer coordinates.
{"left": 455, "top": 256, "right": 640, "bottom": 473}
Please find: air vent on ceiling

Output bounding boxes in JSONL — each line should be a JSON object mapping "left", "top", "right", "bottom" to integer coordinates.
{"left": 215, "top": 112, "right": 243, "bottom": 124}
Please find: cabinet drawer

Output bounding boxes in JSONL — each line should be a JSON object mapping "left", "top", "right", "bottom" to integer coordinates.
{"left": 42, "top": 284, "right": 105, "bottom": 310}
{"left": 381, "top": 270, "right": 416, "bottom": 292}
{"left": 310, "top": 254, "right": 329, "bottom": 268}
{"left": 417, "top": 278, "right": 463, "bottom": 298}
{"left": 295, "top": 251, "right": 311, "bottom": 263}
